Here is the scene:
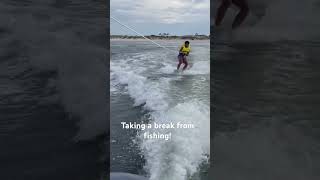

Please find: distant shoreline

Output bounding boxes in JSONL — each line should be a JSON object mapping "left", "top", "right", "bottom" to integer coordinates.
{"left": 110, "top": 35, "right": 210, "bottom": 40}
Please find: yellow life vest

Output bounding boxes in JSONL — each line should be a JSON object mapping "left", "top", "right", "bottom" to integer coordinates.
{"left": 180, "top": 45, "right": 191, "bottom": 55}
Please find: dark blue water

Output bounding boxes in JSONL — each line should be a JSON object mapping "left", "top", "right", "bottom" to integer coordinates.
{"left": 211, "top": 41, "right": 320, "bottom": 179}
{"left": 0, "top": 1, "right": 107, "bottom": 179}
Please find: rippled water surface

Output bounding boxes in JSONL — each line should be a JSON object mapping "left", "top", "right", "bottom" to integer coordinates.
{"left": 212, "top": 41, "right": 320, "bottom": 179}
{"left": 0, "top": 1, "right": 107, "bottom": 179}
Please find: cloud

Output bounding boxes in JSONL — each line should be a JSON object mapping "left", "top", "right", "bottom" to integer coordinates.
{"left": 111, "top": 0, "right": 209, "bottom": 24}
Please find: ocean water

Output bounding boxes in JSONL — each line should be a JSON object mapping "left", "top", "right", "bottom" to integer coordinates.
{"left": 0, "top": 0, "right": 107, "bottom": 179}
{"left": 212, "top": 41, "right": 320, "bottom": 179}
{"left": 211, "top": 0, "right": 320, "bottom": 179}
{"left": 110, "top": 40, "right": 210, "bottom": 180}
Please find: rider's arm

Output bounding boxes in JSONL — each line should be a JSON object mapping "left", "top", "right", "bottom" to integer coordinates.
{"left": 179, "top": 46, "right": 183, "bottom": 53}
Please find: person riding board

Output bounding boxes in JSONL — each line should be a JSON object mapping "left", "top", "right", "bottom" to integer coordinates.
{"left": 215, "top": 0, "right": 249, "bottom": 29}
{"left": 177, "top": 41, "right": 191, "bottom": 71}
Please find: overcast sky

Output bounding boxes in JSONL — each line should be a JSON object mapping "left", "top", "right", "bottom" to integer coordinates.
{"left": 110, "top": 0, "right": 210, "bottom": 35}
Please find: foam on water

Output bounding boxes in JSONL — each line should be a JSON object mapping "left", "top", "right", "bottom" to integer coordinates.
{"left": 111, "top": 42, "right": 210, "bottom": 179}
{"left": 111, "top": 64, "right": 169, "bottom": 111}
{"left": 140, "top": 101, "right": 210, "bottom": 180}
{"left": 184, "top": 61, "right": 210, "bottom": 75}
